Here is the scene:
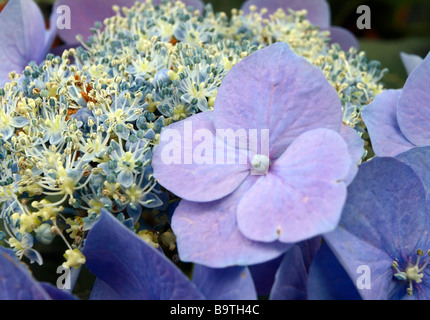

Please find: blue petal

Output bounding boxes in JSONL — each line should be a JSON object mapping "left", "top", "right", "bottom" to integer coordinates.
{"left": 192, "top": 265, "right": 257, "bottom": 300}
{"left": 269, "top": 238, "right": 321, "bottom": 300}
{"left": 400, "top": 52, "right": 423, "bottom": 76}
{"left": 39, "top": 283, "right": 77, "bottom": 300}
{"left": 326, "top": 26, "right": 359, "bottom": 51}
{"left": 90, "top": 278, "right": 123, "bottom": 300}
{"left": 324, "top": 157, "right": 430, "bottom": 300}
{"left": 361, "top": 89, "right": 414, "bottom": 157}
{"left": 0, "top": 0, "right": 48, "bottom": 86}
{"left": 82, "top": 210, "right": 204, "bottom": 299}
{"left": 126, "top": 203, "right": 142, "bottom": 224}
{"left": 396, "top": 146, "right": 430, "bottom": 199}
{"left": 0, "top": 246, "right": 74, "bottom": 300}
{"left": 10, "top": 116, "right": 29, "bottom": 128}
{"left": 118, "top": 170, "right": 133, "bottom": 188}
{"left": 249, "top": 256, "right": 283, "bottom": 297}
{"left": 139, "top": 192, "right": 163, "bottom": 209}
{"left": 307, "top": 243, "right": 361, "bottom": 300}
{"left": 49, "top": 131, "right": 64, "bottom": 145}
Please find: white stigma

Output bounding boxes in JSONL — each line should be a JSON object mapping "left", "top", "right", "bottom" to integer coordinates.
{"left": 251, "top": 154, "right": 270, "bottom": 175}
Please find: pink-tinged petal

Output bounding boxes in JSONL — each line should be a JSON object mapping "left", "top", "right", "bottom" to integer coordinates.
{"left": 213, "top": 42, "right": 343, "bottom": 160}
{"left": 0, "top": 0, "right": 47, "bottom": 86}
{"left": 237, "top": 128, "right": 350, "bottom": 243}
{"left": 172, "top": 176, "right": 292, "bottom": 268}
{"left": 397, "top": 52, "right": 430, "bottom": 146}
{"left": 339, "top": 124, "right": 364, "bottom": 185}
{"left": 400, "top": 52, "right": 423, "bottom": 76}
{"left": 241, "top": 0, "right": 330, "bottom": 27}
{"left": 152, "top": 111, "right": 250, "bottom": 202}
{"left": 362, "top": 90, "right": 415, "bottom": 157}
{"left": 326, "top": 26, "right": 359, "bottom": 51}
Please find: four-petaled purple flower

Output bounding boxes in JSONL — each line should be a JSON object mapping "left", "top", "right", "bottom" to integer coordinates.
{"left": 152, "top": 42, "right": 363, "bottom": 268}
{"left": 322, "top": 157, "right": 430, "bottom": 300}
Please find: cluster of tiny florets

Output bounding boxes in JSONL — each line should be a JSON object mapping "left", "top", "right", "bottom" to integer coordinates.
{"left": 0, "top": 0, "right": 387, "bottom": 266}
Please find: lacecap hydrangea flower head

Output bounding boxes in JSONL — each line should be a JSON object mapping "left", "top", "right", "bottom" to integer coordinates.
{"left": 0, "top": 0, "right": 389, "bottom": 298}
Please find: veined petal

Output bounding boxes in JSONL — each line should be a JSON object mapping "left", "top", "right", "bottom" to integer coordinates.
{"left": 118, "top": 170, "right": 133, "bottom": 188}
{"left": 0, "top": 246, "right": 74, "bottom": 300}
{"left": 339, "top": 123, "right": 364, "bottom": 185}
{"left": 269, "top": 238, "right": 321, "bottom": 300}
{"left": 82, "top": 210, "right": 204, "bottom": 300}
{"left": 192, "top": 265, "right": 257, "bottom": 300}
{"left": 0, "top": 247, "right": 49, "bottom": 300}
{"left": 307, "top": 243, "right": 361, "bottom": 300}
{"left": 10, "top": 116, "right": 29, "bottom": 128}
{"left": 396, "top": 146, "right": 430, "bottom": 198}
{"left": 400, "top": 52, "right": 423, "bottom": 76}
{"left": 172, "top": 176, "right": 292, "bottom": 268}
{"left": 324, "top": 157, "right": 430, "bottom": 300}
{"left": 0, "top": 0, "right": 47, "bottom": 86}
{"left": 236, "top": 128, "right": 350, "bottom": 243}
{"left": 248, "top": 255, "right": 283, "bottom": 296}
{"left": 213, "top": 42, "right": 343, "bottom": 160}
{"left": 152, "top": 111, "right": 250, "bottom": 202}
{"left": 362, "top": 89, "right": 415, "bottom": 157}
{"left": 397, "top": 52, "right": 430, "bottom": 146}
{"left": 90, "top": 278, "right": 123, "bottom": 300}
